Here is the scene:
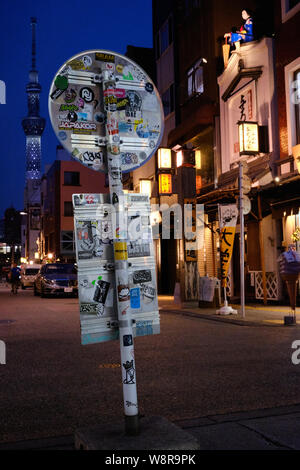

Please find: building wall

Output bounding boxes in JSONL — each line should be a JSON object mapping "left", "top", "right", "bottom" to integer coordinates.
{"left": 218, "top": 38, "right": 279, "bottom": 173}
{"left": 274, "top": 0, "right": 300, "bottom": 159}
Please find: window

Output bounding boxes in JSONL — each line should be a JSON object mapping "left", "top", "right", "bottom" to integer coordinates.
{"left": 289, "top": 0, "right": 300, "bottom": 10}
{"left": 162, "top": 84, "right": 174, "bottom": 117}
{"left": 294, "top": 69, "right": 300, "bottom": 144}
{"left": 156, "top": 16, "right": 173, "bottom": 58}
{"left": 187, "top": 59, "right": 204, "bottom": 97}
{"left": 60, "top": 231, "right": 75, "bottom": 254}
{"left": 64, "top": 201, "right": 73, "bottom": 217}
{"left": 64, "top": 171, "right": 80, "bottom": 185}
{"left": 281, "top": 0, "right": 300, "bottom": 22}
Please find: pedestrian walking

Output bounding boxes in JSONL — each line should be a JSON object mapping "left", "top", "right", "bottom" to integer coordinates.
{"left": 10, "top": 263, "right": 21, "bottom": 294}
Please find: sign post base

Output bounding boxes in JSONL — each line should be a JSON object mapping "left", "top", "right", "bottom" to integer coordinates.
{"left": 217, "top": 300, "right": 238, "bottom": 315}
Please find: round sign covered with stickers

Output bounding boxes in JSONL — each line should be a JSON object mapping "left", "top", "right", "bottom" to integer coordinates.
{"left": 49, "top": 49, "right": 164, "bottom": 173}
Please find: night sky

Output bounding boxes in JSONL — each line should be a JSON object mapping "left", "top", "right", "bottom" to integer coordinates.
{"left": 0, "top": 0, "right": 153, "bottom": 218}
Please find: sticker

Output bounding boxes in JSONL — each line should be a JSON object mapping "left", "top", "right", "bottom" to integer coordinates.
{"left": 130, "top": 288, "right": 140, "bottom": 309}
{"left": 80, "top": 303, "right": 96, "bottom": 314}
{"left": 121, "top": 152, "right": 138, "bottom": 165}
{"left": 93, "top": 278, "right": 110, "bottom": 316}
{"left": 76, "top": 220, "right": 104, "bottom": 259}
{"left": 55, "top": 75, "right": 68, "bottom": 91}
{"left": 106, "top": 114, "right": 118, "bottom": 135}
{"left": 145, "top": 82, "right": 154, "bottom": 93}
{"left": 121, "top": 305, "right": 129, "bottom": 315}
{"left": 123, "top": 335, "right": 133, "bottom": 347}
{"left": 64, "top": 88, "right": 77, "bottom": 103}
{"left": 94, "top": 112, "right": 105, "bottom": 124}
{"left": 116, "top": 64, "right": 123, "bottom": 74}
{"left": 125, "top": 91, "right": 142, "bottom": 118}
{"left": 127, "top": 240, "right": 150, "bottom": 258}
{"left": 126, "top": 401, "right": 138, "bottom": 408}
{"left": 133, "top": 270, "right": 152, "bottom": 284}
{"left": 114, "top": 242, "right": 128, "bottom": 260}
{"left": 118, "top": 284, "right": 130, "bottom": 302}
{"left": 106, "top": 62, "right": 115, "bottom": 72}
{"left": 112, "top": 193, "right": 119, "bottom": 204}
{"left": 95, "top": 52, "right": 115, "bottom": 62}
{"left": 142, "top": 284, "right": 156, "bottom": 303}
{"left": 67, "top": 111, "right": 78, "bottom": 122}
{"left": 80, "top": 87, "right": 94, "bottom": 103}
{"left": 60, "top": 104, "right": 78, "bottom": 112}
{"left": 136, "top": 320, "right": 153, "bottom": 337}
{"left": 123, "top": 360, "right": 135, "bottom": 384}
{"left": 68, "top": 56, "right": 92, "bottom": 70}
{"left": 59, "top": 121, "right": 96, "bottom": 131}
{"left": 82, "top": 151, "right": 103, "bottom": 165}
{"left": 110, "top": 167, "right": 121, "bottom": 180}
{"left": 58, "top": 131, "right": 67, "bottom": 141}
{"left": 50, "top": 88, "right": 65, "bottom": 100}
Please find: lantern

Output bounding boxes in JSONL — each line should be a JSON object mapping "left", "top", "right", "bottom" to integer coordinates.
{"left": 158, "top": 148, "right": 172, "bottom": 169}
{"left": 238, "top": 121, "right": 259, "bottom": 155}
{"left": 158, "top": 173, "right": 172, "bottom": 194}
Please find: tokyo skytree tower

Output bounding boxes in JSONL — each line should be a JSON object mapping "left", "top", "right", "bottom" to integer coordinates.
{"left": 22, "top": 17, "right": 45, "bottom": 184}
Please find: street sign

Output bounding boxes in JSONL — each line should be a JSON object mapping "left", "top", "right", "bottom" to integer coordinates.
{"left": 73, "top": 193, "right": 160, "bottom": 345}
{"left": 50, "top": 50, "right": 164, "bottom": 435}
{"left": 49, "top": 50, "right": 164, "bottom": 173}
{"left": 241, "top": 195, "right": 251, "bottom": 215}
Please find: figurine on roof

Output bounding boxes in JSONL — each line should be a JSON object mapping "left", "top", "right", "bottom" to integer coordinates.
{"left": 224, "top": 8, "right": 254, "bottom": 44}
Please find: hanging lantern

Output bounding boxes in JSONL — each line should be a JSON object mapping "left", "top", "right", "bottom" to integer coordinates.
{"left": 238, "top": 120, "right": 259, "bottom": 155}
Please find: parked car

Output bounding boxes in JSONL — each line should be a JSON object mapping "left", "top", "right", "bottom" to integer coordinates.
{"left": 20, "top": 265, "right": 40, "bottom": 289}
{"left": 34, "top": 263, "right": 78, "bottom": 297}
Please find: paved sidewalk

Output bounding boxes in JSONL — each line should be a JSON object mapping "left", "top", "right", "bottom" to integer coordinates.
{"left": 159, "top": 295, "right": 300, "bottom": 327}
{"left": 1, "top": 404, "right": 300, "bottom": 450}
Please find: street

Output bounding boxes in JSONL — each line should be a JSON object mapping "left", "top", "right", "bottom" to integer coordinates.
{"left": 1, "top": 285, "right": 300, "bottom": 444}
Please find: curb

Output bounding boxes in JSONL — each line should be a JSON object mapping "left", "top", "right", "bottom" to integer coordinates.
{"left": 160, "top": 308, "right": 299, "bottom": 328}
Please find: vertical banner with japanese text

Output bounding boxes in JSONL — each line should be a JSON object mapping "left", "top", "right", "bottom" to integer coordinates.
{"left": 219, "top": 204, "right": 238, "bottom": 287}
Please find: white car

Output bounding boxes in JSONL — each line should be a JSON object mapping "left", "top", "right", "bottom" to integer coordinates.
{"left": 21, "top": 266, "right": 40, "bottom": 289}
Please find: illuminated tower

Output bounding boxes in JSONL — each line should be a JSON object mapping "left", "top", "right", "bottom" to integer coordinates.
{"left": 21, "top": 18, "right": 45, "bottom": 261}
{"left": 22, "top": 17, "right": 45, "bottom": 184}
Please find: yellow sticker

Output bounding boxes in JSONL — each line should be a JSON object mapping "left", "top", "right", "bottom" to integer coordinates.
{"left": 114, "top": 242, "right": 128, "bottom": 260}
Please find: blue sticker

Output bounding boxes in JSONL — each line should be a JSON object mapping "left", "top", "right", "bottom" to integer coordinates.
{"left": 58, "top": 131, "right": 67, "bottom": 141}
{"left": 130, "top": 288, "right": 140, "bottom": 309}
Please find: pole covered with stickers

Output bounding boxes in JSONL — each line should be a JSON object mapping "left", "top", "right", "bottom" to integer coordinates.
{"left": 49, "top": 49, "right": 164, "bottom": 438}
{"left": 103, "top": 70, "right": 139, "bottom": 435}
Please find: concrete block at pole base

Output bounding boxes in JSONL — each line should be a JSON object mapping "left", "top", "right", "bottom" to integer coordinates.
{"left": 216, "top": 300, "right": 237, "bottom": 315}
{"left": 74, "top": 416, "right": 200, "bottom": 450}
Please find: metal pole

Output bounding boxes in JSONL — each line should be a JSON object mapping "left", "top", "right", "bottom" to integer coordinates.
{"left": 103, "top": 71, "right": 139, "bottom": 435}
{"left": 239, "top": 161, "right": 245, "bottom": 318}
